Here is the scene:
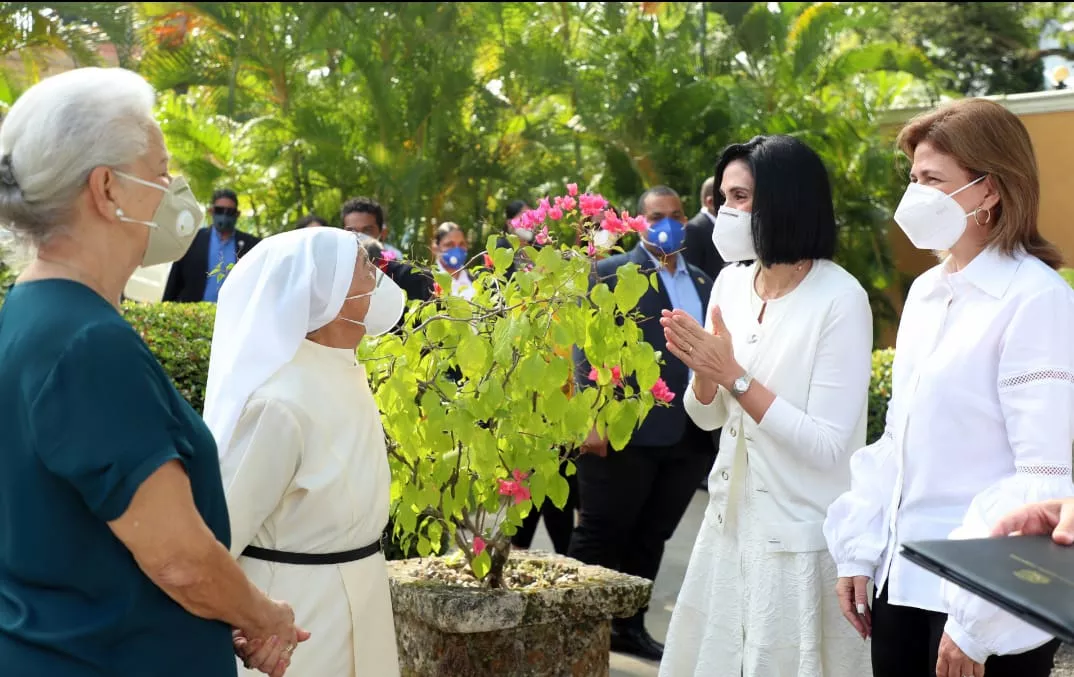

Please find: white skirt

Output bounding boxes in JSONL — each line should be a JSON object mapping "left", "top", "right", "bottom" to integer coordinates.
{"left": 237, "top": 552, "right": 400, "bottom": 677}
{"left": 660, "top": 463, "right": 871, "bottom": 677}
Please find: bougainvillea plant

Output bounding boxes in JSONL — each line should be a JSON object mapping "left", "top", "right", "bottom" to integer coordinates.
{"left": 360, "top": 183, "right": 674, "bottom": 588}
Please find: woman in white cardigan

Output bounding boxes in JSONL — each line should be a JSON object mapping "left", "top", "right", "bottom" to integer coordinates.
{"left": 824, "top": 98, "right": 1074, "bottom": 677}
{"left": 658, "top": 135, "right": 873, "bottom": 677}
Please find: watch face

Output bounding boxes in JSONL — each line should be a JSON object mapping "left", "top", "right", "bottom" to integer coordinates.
{"left": 733, "top": 376, "right": 749, "bottom": 394}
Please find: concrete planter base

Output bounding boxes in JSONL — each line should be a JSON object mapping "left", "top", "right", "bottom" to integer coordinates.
{"left": 388, "top": 552, "right": 652, "bottom": 677}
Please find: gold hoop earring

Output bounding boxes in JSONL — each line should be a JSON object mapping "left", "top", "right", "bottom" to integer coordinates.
{"left": 973, "top": 207, "right": 992, "bottom": 226}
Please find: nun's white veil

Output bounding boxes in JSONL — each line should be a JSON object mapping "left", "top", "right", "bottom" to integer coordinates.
{"left": 203, "top": 227, "right": 360, "bottom": 462}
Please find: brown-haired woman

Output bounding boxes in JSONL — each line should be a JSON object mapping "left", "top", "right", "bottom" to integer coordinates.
{"left": 825, "top": 97, "right": 1074, "bottom": 677}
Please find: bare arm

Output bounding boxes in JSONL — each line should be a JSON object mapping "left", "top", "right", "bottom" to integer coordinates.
{"left": 107, "top": 460, "right": 295, "bottom": 641}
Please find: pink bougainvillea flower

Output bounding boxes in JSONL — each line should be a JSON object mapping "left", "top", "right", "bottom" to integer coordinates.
{"left": 381, "top": 249, "right": 399, "bottom": 261}
{"left": 626, "top": 214, "right": 649, "bottom": 232}
{"left": 473, "top": 536, "right": 486, "bottom": 556}
{"left": 512, "top": 469, "right": 529, "bottom": 482}
{"left": 535, "top": 226, "right": 551, "bottom": 245}
{"left": 524, "top": 208, "right": 545, "bottom": 229}
{"left": 567, "top": 183, "right": 578, "bottom": 197}
{"left": 433, "top": 282, "right": 444, "bottom": 296}
{"left": 548, "top": 206, "right": 564, "bottom": 221}
{"left": 497, "top": 477, "right": 532, "bottom": 505}
{"left": 483, "top": 253, "right": 495, "bottom": 269}
{"left": 589, "top": 365, "right": 623, "bottom": 386}
{"left": 580, "top": 193, "right": 608, "bottom": 218}
{"left": 587, "top": 242, "right": 597, "bottom": 257}
{"left": 558, "top": 195, "right": 577, "bottom": 212}
{"left": 651, "top": 378, "right": 676, "bottom": 403}
{"left": 599, "top": 209, "right": 628, "bottom": 234}
{"left": 515, "top": 483, "right": 531, "bottom": 503}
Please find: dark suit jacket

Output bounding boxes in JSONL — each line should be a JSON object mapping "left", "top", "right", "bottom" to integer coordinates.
{"left": 163, "top": 228, "right": 261, "bottom": 303}
{"left": 683, "top": 210, "right": 725, "bottom": 280}
{"left": 385, "top": 260, "right": 434, "bottom": 304}
{"left": 577, "top": 244, "right": 715, "bottom": 449}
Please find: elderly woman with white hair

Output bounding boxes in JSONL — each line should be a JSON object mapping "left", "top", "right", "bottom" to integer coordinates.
{"left": 205, "top": 227, "right": 406, "bottom": 677}
{"left": 0, "top": 68, "right": 306, "bottom": 676}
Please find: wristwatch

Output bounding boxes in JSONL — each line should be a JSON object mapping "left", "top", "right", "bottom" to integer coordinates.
{"left": 730, "top": 372, "right": 753, "bottom": 397}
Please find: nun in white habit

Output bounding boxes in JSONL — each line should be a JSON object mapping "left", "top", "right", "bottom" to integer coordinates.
{"left": 203, "top": 227, "right": 405, "bottom": 677}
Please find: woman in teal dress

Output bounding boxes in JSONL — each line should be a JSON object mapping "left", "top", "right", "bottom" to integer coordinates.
{"left": 0, "top": 67, "right": 307, "bottom": 677}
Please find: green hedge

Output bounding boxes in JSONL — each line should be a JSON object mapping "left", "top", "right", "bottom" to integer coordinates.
{"left": 868, "top": 348, "right": 894, "bottom": 445}
{"left": 123, "top": 301, "right": 217, "bottom": 413}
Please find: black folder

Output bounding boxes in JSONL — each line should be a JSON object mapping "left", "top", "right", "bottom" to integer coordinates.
{"left": 901, "top": 536, "right": 1074, "bottom": 645}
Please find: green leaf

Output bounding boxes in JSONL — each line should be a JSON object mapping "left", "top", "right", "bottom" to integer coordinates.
{"left": 543, "top": 389, "right": 569, "bottom": 420}
{"left": 547, "top": 471, "right": 570, "bottom": 510}
{"left": 458, "top": 331, "right": 491, "bottom": 378}
{"left": 614, "top": 264, "right": 649, "bottom": 313}
{"left": 591, "top": 283, "right": 615, "bottom": 312}
{"left": 471, "top": 551, "right": 492, "bottom": 580}
{"left": 427, "top": 520, "right": 444, "bottom": 554}
{"left": 606, "top": 399, "right": 637, "bottom": 451}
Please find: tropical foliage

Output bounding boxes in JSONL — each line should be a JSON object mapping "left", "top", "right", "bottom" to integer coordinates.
{"left": 0, "top": 1, "right": 963, "bottom": 334}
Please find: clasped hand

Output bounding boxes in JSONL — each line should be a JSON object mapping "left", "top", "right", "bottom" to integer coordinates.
{"left": 659, "top": 305, "right": 743, "bottom": 390}
{"left": 232, "top": 599, "right": 312, "bottom": 677}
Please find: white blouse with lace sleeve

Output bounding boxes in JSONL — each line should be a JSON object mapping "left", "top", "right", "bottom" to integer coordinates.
{"left": 824, "top": 248, "right": 1074, "bottom": 662}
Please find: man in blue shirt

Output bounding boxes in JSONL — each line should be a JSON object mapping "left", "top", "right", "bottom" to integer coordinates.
{"left": 570, "top": 186, "right": 717, "bottom": 661}
{"left": 163, "top": 188, "right": 261, "bottom": 303}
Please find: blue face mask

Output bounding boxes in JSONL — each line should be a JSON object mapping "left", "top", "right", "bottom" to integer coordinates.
{"left": 646, "top": 217, "right": 685, "bottom": 255}
{"left": 441, "top": 246, "right": 468, "bottom": 271}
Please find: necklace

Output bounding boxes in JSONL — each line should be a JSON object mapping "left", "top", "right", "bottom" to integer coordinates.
{"left": 751, "top": 260, "right": 812, "bottom": 325}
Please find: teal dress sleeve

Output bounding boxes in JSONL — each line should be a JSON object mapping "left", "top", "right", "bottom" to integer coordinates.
{"left": 29, "top": 321, "right": 188, "bottom": 522}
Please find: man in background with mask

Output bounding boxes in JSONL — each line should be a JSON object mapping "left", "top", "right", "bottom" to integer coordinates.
{"left": 683, "top": 175, "right": 726, "bottom": 279}
{"left": 569, "top": 185, "right": 717, "bottom": 662}
{"left": 162, "top": 187, "right": 261, "bottom": 303}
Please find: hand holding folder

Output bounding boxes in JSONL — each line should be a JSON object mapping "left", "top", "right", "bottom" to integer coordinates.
{"left": 991, "top": 498, "right": 1074, "bottom": 545}
{"left": 901, "top": 498, "right": 1074, "bottom": 646}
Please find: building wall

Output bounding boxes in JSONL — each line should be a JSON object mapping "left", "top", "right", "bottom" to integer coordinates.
{"left": 877, "top": 90, "right": 1074, "bottom": 346}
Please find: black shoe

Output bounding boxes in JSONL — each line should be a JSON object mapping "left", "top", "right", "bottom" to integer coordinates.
{"left": 610, "top": 624, "right": 664, "bottom": 661}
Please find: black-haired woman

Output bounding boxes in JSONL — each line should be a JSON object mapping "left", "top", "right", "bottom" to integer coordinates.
{"left": 658, "top": 135, "right": 873, "bottom": 676}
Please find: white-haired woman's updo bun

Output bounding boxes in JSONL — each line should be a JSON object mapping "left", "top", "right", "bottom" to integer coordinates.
{"left": 0, "top": 67, "right": 156, "bottom": 245}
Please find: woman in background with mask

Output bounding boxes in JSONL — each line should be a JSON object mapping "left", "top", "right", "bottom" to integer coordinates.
{"left": 204, "top": 227, "right": 406, "bottom": 677}
{"left": 658, "top": 135, "right": 873, "bottom": 677}
{"left": 432, "top": 221, "right": 475, "bottom": 299}
{"left": 0, "top": 67, "right": 306, "bottom": 677}
{"left": 825, "top": 99, "right": 1074, "bottom": 677}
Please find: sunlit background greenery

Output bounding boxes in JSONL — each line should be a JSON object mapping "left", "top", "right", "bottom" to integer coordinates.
{"left": 2, "top": 1, "right": 1073, "bottom": 332}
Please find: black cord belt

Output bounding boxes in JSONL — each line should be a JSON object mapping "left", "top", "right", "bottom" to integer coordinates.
{"left": 241, "top": 540, "right": 381, "bottom": 566}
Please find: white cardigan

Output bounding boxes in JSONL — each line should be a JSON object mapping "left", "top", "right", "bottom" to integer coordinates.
{"left": 685, "top": 259, "right": 873, "bottom": 553}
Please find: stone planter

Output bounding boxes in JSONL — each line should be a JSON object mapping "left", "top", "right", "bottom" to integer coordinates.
{"left": 388, "top": 551, "right": 652, "bottom": 677}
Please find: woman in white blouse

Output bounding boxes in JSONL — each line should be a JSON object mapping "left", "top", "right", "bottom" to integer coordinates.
{"left": 432, "top": 221, "right": 475, "bottom": 299}
{"left": 203, "top": 228, "right": 407, "bottom": 676}
{"left": 658, "top": 135, "right": 873, "bottom": 677}
{"left": 824, "top": 98, "right": 1074, "bottom": 677}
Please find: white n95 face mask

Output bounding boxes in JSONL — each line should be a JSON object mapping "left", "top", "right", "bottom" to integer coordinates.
{"left": 893, "top": 175, "right": 986, "bottom": 251}
{"left": 712, "top": 206, "right": 757, "bottom": 262}
{"left": 114, "top": 171, "right": 204, "bottom": 267}
{"left": 340, "top": 268, "right": 406, "bottom": 337}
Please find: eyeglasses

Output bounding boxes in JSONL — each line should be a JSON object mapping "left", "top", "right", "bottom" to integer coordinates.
{"left": 213, "top": 206, "right": 240, "bottom": 217}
